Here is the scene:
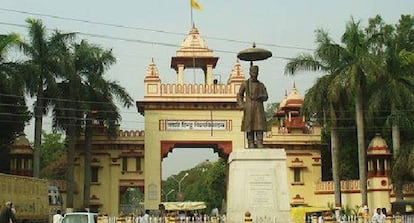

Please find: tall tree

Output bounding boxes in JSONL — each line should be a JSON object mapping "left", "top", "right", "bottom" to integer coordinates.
{"left": 0, "top": 33, "right": 31, "bottom": 172}
{"left": 336, "top": 19, "right": 373, "bottom": 206}
{"left": 285, "top": 30, "right": 350, "bottom": 208}
{"left": 285, "top": 17, "right": 377, "bottom": 206}
{"left": 19, "top": 18, "right": 75, "bottom": 177}
{"left": 0, "top": 33, "right": 30, "bottom": 146}
{"left": 74, "top": 40, "right": 133, "bottom": 208}
{"left": 46, "top": 56, "right": 83, "bottom": 209}
{"left": 47, "top": 39, "right": 133, "bottom": 209}
{"left": 366, "top": 15, "right": 414, "bottom": 201}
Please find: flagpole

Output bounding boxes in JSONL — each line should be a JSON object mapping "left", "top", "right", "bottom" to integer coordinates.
{"left": 190, "top": 0, "right": 194, "bottom": 27}
{"left": 190, "top": 0, "right": 195, "bottom": 83}
{"left": 192, "top": 9, "right": 196, "bottom": 83}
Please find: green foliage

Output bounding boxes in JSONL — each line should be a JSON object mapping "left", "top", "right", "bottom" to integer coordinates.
{"left": 338, "top": 142, "right": 359, "bottom": 180}
{"left": 287, "top": 14, "right": 414, "bottom": 194}
{"left": 205, "top": 160, "right": 226, "bottom": 210}
{"left": 321, "top": 129, "right": 359, "bottom": 180}
{"left": 265, "top": 102, "right": 280, "bottom": 129}
{"left": 363, "top": 15, "right": 414, "bottom": 189}
{"left": 0, "top": 34, "right": 31, "bottom": 172}
{"left": 0, "top": 34, "right": 31, "bottom": 147}
{"left": 392, "top": 142, "right": 414, "bottom": 183}
{"left": 320, "top": 130, "right": 332, "bottom": 181}
{"left": 0, "top": 91, "right": 31, "bottom": 146}
{"left": 39, "top": 131, "right": 67, "bottom": 179}
{"left": 39, "top": 131, "right": 66, "bottom": 170}
{"left": 162, "top": 159, "right": 226, "bottom": 213}
{"left": 120, "top": 188, "right": 144, "bottom": 205}
{"left": 341, "top": 205, "right": 360, "bottom": 216}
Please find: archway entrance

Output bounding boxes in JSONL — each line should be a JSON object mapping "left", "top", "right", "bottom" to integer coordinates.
{"left": 137, "top": 112, "right": 244, "bottom": 210}
{"left": 136, "top": 25, "right": 247, "bottom": 209}
{"left": 162, "top": 147, "right": 220, "bottom": 180}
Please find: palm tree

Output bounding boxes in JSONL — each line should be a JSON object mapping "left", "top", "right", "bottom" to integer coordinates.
{"left": 286, "top": 17, "right": 376, "bottom": 206}
{"left": 48, "top": 39, "right": 133, "bottom": 209}
{"left": 0, "top": 33, "right": 30, "bottom": 147}
{"left": 285, "top": 30, "right": 349, "bottom": 208}
{"left": 336, "top": 19, "right": 375, "bottom": 206}
{"left": 46, "top": 64, "right": 84, "bottom": 209}
{"left": 0, "top": 33, "right": 20, "bottom": 58}
{"left": 73, "top": 40, "right": 133, "bottom": 208}
{"left": 307, "top": 76, "right": 350, "bottom": 208}
{"left": 19, "top": 18, "right": 75, "bottom": 177}
{"left": 366, "top": 15, "right": 414, "bottom": 201}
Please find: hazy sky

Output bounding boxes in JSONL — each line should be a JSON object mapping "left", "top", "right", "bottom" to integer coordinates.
{"left": 1, "top": 0, "right": 413, "bottom": 179}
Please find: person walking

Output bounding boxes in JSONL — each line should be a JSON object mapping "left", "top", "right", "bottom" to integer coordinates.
{"left": 53, "top": 210, "right": 63, "bottom": 223}
{"left": 0, "top": 201, "right": 16, "bottom": 223}
{"left": 371, "top": 208, "right": 383, "bottom": 223}
{"left": 380, "top": 208, "right": 387, "bottom": 223}
{"left": 141, "top": 210, "right": 150, "bottom": 223}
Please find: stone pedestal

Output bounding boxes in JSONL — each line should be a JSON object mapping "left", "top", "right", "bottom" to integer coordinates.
{"left": 226, "top": 149, "right": 291, "bottom": 223}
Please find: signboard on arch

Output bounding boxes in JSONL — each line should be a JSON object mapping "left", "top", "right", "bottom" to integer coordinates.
{"left": 165, "top": 120, "right": 227, "bottom": 131}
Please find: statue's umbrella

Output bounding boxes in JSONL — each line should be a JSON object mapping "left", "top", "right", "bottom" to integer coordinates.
{"left": 237, "top": 43, "right": 272, "bottom": 65}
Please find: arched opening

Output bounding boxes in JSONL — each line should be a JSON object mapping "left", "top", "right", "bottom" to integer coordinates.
{"left": 162, "top": 148, "right": 220, "bottom": 180}
{"left": 119, "top": 187, "right": 144, "bottom": 216}
{"left": 160, "top": 142, "right": 230, "bottom": 209}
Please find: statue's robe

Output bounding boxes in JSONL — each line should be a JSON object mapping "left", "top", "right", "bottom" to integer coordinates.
{"left": 237, "top": 79, "right": 268, "bottom": 132}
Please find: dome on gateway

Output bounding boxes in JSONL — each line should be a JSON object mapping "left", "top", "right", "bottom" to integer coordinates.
{"left": 176, "top": 26, "right": 213, "bottom": 57}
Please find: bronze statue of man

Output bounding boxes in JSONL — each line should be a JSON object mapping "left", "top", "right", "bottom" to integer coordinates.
{"left": 237, "top": 65, "right": 268, "bottom": 148}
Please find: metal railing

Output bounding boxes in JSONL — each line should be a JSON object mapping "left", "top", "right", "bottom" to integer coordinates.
{"left": 95, "top": 214, "right": 414, "bottom": 223}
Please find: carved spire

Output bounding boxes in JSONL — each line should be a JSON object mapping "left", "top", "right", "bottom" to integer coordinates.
{"left": 144, "top": 59, "right": 161, "bottom": 82}
{"left": 227, "top": 60, "right": 245, "bottom": 84}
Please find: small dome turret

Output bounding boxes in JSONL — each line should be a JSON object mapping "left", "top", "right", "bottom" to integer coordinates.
{"left": 367, "top": 133, "right": 390, "bottom": 155}
{"left": 275, "top": 83, "right": 303, "bottom": 117}
{"left": 13, "top": 134, "right": 30, "bottom": 146}
{"left": 284, "top": 83, "right": 303, "bottom": 110}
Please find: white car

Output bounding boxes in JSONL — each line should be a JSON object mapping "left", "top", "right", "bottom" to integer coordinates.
{"left": 61, "top": 212, "right": 98, "bottom": 223}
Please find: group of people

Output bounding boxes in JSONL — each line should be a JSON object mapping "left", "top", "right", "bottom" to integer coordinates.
{"left": 315, "top": 207, "right": 389, "bottom": 223}
{"left": 130, "top": 210, "right": 222, "bottom": 223}
{"left": 0, "top": 202, "right": 16, "bottom": 223}
{"left": 371, "top": 207, "right": 387, "bottom": 223}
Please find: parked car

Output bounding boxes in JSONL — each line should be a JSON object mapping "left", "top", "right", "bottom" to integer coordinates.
{"left": 61, "top": 212, "right": 98, "bottom": 223}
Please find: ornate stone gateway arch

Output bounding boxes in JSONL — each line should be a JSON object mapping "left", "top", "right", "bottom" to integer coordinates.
{"left": 136, "top": 26, "right": 247, "bottom": 209}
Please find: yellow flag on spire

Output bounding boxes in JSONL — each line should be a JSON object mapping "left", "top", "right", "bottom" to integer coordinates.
{"left": 190, "top": 0, "right": 202, "bottom": 10}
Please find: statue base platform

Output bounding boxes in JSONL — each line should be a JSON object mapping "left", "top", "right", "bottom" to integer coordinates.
{"left": 226, "top": 148, "right": 291, "bottom": 223}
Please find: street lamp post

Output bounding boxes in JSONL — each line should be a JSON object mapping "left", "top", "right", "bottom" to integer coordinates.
{"left": 163, "top": 189, "right": 175, "bottom": 202}
{"left": 171, "top": 173, "right": 189, "bottom": 201}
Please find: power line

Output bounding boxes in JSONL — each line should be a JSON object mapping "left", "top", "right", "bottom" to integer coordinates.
{"left": 0, "top": 21, "right": 294, "bottom": 60}
{"left": 0, "top": 93, "right": 133, "bottom": 107}
{"left": 1, "top": 114, "right": 411, "bottom": 132}
{"left": 0, "top": 7, "right": 315, "bottom": 51}
{"left": 78, "top": 31, "right": 295, "bottom": 60}
{"left": 3, "top": 92, "right": 414, "bottom": 117}
{"left": 1, "top": 103, "right": 412, "bottom": 123}
{"left": 4, "top": 92, "right": 414, "bottom": 125}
